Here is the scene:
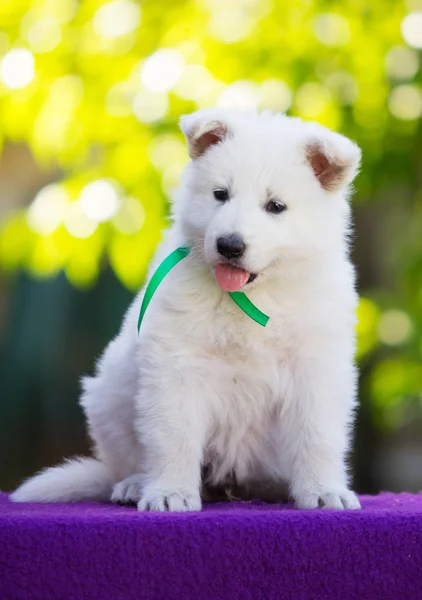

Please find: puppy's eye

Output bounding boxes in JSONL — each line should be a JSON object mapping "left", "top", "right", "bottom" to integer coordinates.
{"left": 213, "top": 188, "right": 229, "bottom": 202}
{"left": 266, "top": 200, "right": 287, "bottom": 214}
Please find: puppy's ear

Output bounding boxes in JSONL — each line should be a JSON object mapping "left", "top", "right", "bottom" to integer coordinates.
{"left": 180, "top": 110, "right": 231, "bottom": 159}
{"left": 305, "top": 131, "right": 361, "bottom": 192}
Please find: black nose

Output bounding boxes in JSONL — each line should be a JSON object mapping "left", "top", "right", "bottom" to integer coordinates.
{"left": 216, "top": 234, "right": 246, "bottom": 259}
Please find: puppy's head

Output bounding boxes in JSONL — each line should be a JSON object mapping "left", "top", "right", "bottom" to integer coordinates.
{"left": 176, "top": 108, "right": 361, "bottom": 291}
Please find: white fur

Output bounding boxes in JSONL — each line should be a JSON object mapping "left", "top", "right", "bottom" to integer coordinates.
{"left": 11, "top": 109, "right": 362, "bottom": 511}
{"left": 11, "top": 458, "right": 112, "bottom": 503}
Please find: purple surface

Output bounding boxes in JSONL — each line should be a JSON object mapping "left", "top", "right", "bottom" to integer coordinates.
{"left": 1, "top": 492, "right": 422, "bottom": 600}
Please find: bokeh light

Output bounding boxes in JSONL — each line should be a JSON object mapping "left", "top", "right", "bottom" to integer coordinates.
{"left": 0, "top": 49, "right": 35, "bottom": 89}
{"left": 313, "top": 13, "right": 351, "bottom": 47}
{"left": 259, "top": 80, "right": 293, "bottom": 112}
{"left": 208, "top": 6, "right": 255, "bottom": 43}
{"left": 22, "top": 14, "right": 62, "bottom": 54}
{"left": 385, "top": 46, "right": 419, "bottom": 80}
{"left": 295, "top": 83, "right": 332, "bottom": 119}
{"left": 388, "top": 84, "right": 422, "bottom": 120}
{"left": 140, "top": 49, "right": 185, "bottom": 93}
{"left": 401, "top": 11, "right": 422, "bottom": 48}
{"left": 27, "top": 184, "right": 69, "bottom": 235}
{"left": 112, "top": 197, "right": 145, "bottom": 234}
{"left": 94, "top": 0, "right": 141, "bottom": 38}
{"left": 378, "top": 310, "right": 413, "bottom": 346}
{"left": 132, "top": 90, "right": 169, "bottom": 122}
{"left": 80, "top": 180, "right": 121, "bottom": 223}
{"left": 218, "top": 81, "right": 259, "bottom": 109}
{"left": 175, "top": 65, "right": 220, "bottom": 104}
{"left": 64, "top": 202, "right": 98, "bottom": 239}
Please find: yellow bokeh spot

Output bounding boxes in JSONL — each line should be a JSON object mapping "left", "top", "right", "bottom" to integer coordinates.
{"left": 385, "top": 46, "right": 419, "bottom": 80}
{"left": 132, "top": 90, "right": 168, "bottom": 123}
{"left": 93, "top": 0, "right": 141, "bottom": 39}
{"left": 356, "top": 297, "right": 380, "bottom": 358}
{"left": 106, "top": 82, "right": 135, "bottom": 117}
{"left": 174, "top": 65, "right": 221, "bottom": 105}
{"left": 378, "top": 310, "right": 413, "bottom": 346}
{"left": 24, "top": 15, "right": 62, "bottom": 53}
{"left": 80, "top": 180, "right": 121, "bottom": 223}
{"left": 401, "top": 11, "right": 422, "bottom": 49}
{"left": 65, "top": 251, "right": 100, "bottom": 289}
{"left": 140, "top": 49, "right": 184, "bottom": 93}
{"left": 27, "top": 184, "right": 69, "bottom": 235}
{"left": 31, "top": 75, "right": 84, "bottom": 159}
{"left": 109, "top": 229, "right": 161, "bottom": 290}
{"left": 28, "top": 235, "right": 64, "bottom": 277}
{"left": 149, "top": 135, "right": 188, "bottom": 171}
{"left": 112, "top": 197, "right": 145, "bottom": 235}
{"left": 388, "top": 85, "right": 422, "bottom": 120}
{"left": 324, "top": 72, "right": 358, "bottom": 105}
{"left": 64, "top": 201, "right": 98, "bottom": 239}
{"left": 106, "top": 135, "right": 150, "bottom": 187}
{"left": 313, "top": 13, "right": 351, "bottom": 47}
{"left": 208, "top": 6, "right": 255, "bottom": 43}
{"left": 258, "top": 79, "right": 292, "bottom": 113}
{"left": 46, "top": 0, "right": 78, "bottom": 24}
{"left": 0, "top": 49, "right": 35, "bottom": 89}
{"left": 371, "top": 359, "right": 422, "bottom": 408}
{"left": 0, "top": 213, "right": 31, "bottom": 270}
{"left": 295, "top": 83, "right": 331, "bottom": 118}
{"left": 217, "top": 80, "right": 259, "bottom": 109}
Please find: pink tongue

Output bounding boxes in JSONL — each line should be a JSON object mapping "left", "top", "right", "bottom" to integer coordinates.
{"left": 215, "top": 264, "right": 250, "bottom": 292}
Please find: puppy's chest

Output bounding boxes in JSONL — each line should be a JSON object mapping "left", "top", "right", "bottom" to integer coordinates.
{"left": 200, "top": 334, "right": 291, "bottom": 412}
{"left": 159, "top": 279, "right": 303, "bottom": 390}
{"left": 201, "top": 346, "right": 286, "bottom": 485}
{"left": 182, "top": 298, "right": 298, "bottom": 391}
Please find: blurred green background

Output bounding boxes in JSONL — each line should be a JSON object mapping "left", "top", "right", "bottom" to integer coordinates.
{"left": 0, "top": 0, "right": 421, "bottom": 494}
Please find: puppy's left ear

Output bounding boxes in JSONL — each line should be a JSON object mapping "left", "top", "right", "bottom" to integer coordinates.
{"left": 180, "top": 109, "right": 231, "bottom": 159}
{"left": 305, "top": 131, "right": 361, "bottom": 192}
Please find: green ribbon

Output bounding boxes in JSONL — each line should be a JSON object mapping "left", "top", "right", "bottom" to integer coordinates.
{"left": 137, "top": 246, "right": 269, "bottom": 333}
{"left": 228, "top": 291, "right": 270, "bottom": 327}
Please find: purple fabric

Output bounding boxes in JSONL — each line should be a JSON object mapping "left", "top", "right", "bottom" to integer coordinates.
{"left": 1, "top": 492, "right": 421, "bottom": 600}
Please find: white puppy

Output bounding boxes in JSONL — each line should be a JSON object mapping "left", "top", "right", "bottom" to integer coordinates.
{"left": 12, "top": 109, "right": 362, "bottom": 511}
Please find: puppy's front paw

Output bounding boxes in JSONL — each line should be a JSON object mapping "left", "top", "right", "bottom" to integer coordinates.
{"left": 111, "top": 474, "right": 144, "bottom": 505}
{"left": 294, "top": 488, "right": 360, "bottom": 510}
{"left": 137, "top": 486, "right": 201, "bottom": 512}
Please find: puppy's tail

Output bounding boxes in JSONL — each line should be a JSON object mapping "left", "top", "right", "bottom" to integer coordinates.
{"left": 10, "top": 457, "right": 113, "bottom": 503}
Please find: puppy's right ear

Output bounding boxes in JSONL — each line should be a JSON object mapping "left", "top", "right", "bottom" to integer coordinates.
{"left": 180, "top": 110, "right": 231, "bottom": 159}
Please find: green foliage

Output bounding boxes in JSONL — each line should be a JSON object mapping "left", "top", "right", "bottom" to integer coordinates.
{"left": 0, "top": 0, "right": 421, "bottom": 424}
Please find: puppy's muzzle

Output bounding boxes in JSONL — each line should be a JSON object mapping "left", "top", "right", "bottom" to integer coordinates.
{"left": 216, "top": 234, "right": 246, "bottom": 260}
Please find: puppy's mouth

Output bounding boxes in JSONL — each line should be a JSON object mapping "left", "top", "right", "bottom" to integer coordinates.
{"left": 214, "top": 263, "right": 257, "bottom": 292}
